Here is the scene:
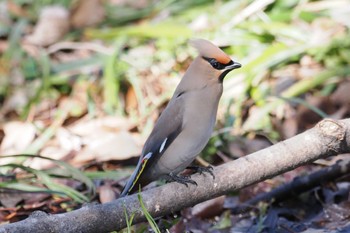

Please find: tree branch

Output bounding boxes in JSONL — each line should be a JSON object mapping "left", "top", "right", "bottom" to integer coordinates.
{"left": 1, "top": 118, "right": 350, "bottom": 233}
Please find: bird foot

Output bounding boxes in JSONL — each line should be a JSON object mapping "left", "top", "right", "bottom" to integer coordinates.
{"left": 187, "top": 165, "right": 215, "bottom": 179}
{"left": 165, "top": 173, "right": 197, "bottom": 187}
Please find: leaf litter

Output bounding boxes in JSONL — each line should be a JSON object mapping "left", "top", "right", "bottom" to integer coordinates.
{"left": 1, "top": 0, "right": 350, "bottom": 232}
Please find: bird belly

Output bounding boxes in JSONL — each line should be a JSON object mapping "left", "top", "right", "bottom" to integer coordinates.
{"left": 153, "top": 119, "right": 214, "bottom": 177}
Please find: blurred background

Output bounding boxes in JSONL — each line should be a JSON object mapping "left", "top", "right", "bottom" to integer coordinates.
{"left": 1, "top": 0, "right": 350, "bottom": 231}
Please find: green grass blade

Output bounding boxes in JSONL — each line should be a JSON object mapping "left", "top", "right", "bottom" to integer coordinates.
{"left": 137, "top": 192, "right": 160, "bottom": 233}
{"left": 0, "top": 163, "right": 89, "bottom": 203}
{"left": 85, "top": 23, "right": 192, "bottom": 40}
{"left": 0, "top": 182, "right": 56, "bottom": 193}
{"left": 103, "top": 37, "right": 128, "bottom": 114}
{"left": 84, "top": 170, "right": 132, "bottom": 180}
{"left": 279, "top": 97, "right": 329, "bottom": 118}
{"left": 1, "top": 154, "right": 95, "bottom": 200}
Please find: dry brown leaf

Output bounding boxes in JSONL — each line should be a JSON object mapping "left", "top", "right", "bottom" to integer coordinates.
{"left": 0, "top": 192, "right": 49, "bottom": 208}
{"left": 228, "top": 137, "right": 271, "bottom": 158}
{"left": 0, "top": 121, "right": 36, "bottom": 155}
{"left": 309, "top": 17, "right": 346, "bottom": 47}
{"left": 70, "top": 0, "right": 105, "bottom": 28}
{"left": 73, "top": 130, "right": 141, "bottom": 164}
{"left": 169, "top": 218, "right": 186, "bottom": 233}
{"left": 24, "top": 6, "right": 70, "bottom": 46}
{"left": 0, "top": 87, "right": 29, "bottom": 116}
{"left": 56, "top": 127, "right": 82, "bottom": 151}
{"left": 125, "top": 86, "right": 138, "bottom": 114}
{"left": 329, "top": 106, "right": 348, "bottom": 120}
{"left": 297, "top": 96, "right": 336, "bottom": 130}
{"left": 191, "top": 196, "right": 225, "bottom": 219}
{"left": 28, "top": 145, "right": 72, "bottom": 170}
{"left": 330, "top": 80, "right": 350, "bottom": 106}
{"left": 6, "top": 1, "right": 27, "bottom": 18}
{"left": 271, "top": 104, "right": 299, "bottom": 139}
{"left": 281, "top": 116, "right": 298, "bottom": 138}
{"left": 99, "top": 184, "right": 116, "bottom": 203}
{"left": 0, "top": 193, "right": 25, "bottom": 208}
{"left": 69, "top": 116, "right": 141, "bottom": 164}
{"left": 69, "top": 116, "right": 134, "bottom": 135}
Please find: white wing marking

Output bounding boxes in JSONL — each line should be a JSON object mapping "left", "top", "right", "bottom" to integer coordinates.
{"left": 144, "top": 152, "right": 152, "bottom": 159}
{"left": 159, "top": 138, "right": 168, "bottom": 153}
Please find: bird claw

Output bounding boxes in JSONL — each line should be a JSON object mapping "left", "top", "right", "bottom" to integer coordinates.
{"left": 187, "top": 165, "right": 215, "bottom": 179}
{"left": 165, "top": 173, "right": 198, "bottom": 187}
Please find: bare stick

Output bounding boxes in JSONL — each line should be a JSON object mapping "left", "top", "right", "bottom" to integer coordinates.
{"left": 1, "top": 118, "right": 349, "bottom": 233}
{"left": 231, "top": 157, "right": 350, "bottom": 214}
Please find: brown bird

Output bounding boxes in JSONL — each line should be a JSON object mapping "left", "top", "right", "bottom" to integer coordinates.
{"left": 120, "top": 39, "right": 241, "bottom": 197}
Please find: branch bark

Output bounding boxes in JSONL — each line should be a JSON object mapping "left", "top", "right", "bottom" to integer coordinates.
{"left": 1, "top": 118, "right": 350, "bottom": 233}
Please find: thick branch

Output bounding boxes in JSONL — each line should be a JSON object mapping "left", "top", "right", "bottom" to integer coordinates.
{"left": 1, "top": 118, "right": 350, "bottom": 233}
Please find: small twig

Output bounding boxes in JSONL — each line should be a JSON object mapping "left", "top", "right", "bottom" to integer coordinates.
{"left": 195, "top": 156, "right": 211, "bottom": 167}
{"left": 47, "top": 41, "right": 113, "bottom": 55}
{"left": 223, "top": 0, "right": 275, "bottom": 30}
{"left": 231, "top": 158, "right": 350, "bottom": 214}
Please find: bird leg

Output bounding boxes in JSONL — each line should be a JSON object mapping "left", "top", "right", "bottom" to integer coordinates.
{"left": 186, "top": 165, "right": 215, "bottom": 179}
{"left": 165, "top": 172, "right": 197, "bottom": 187}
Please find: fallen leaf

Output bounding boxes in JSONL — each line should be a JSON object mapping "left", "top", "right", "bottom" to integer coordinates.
{"left": 24, "top": 6, "right": 70, "bottom": 46}
{"left": 70, "top": 0, "right": 105, "bottom": 28}
{"left": 228, "top": 137, "right": 271, "bottom": 158}
{"left": 73, "top": 130, "right": 141, "bottom": 164}
{"left": 0, "top": 121, "right": 36, "bottom": 155}
{"left": 69, "top": 116, "right": 133, "bottom": 135}
{"left": 0, "top": 193, "right": 25, "bottom": 208}
{"left": 331, "top": 80, "right": 350, "bottom": 107}
{"left": 297, "top": 96, "right": 336, "bottom": 130}
{"left": 56, "top": 127, "right": 82, "bottom": 152}
{"left": 6, "top": 1, "right": 27, "bottom": 18}
{"left": 99, "top": 183, "right": 116, "bottom": 203}
{"left": 28, "top": 146, "right": 72, "bottom": 170}
{"left": 192, "top": 196, "right": 225, "bottom": 219}
{"left": 125, "top": 86, "right": 138, "bottom": 114}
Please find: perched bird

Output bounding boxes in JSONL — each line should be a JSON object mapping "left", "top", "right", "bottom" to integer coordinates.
{"left": 120, "top": 39, "right": 241, "bottom": 197}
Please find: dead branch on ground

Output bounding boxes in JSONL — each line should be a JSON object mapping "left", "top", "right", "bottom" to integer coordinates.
{"left": 231, "top": 157, "right": 350, "bottom": 214}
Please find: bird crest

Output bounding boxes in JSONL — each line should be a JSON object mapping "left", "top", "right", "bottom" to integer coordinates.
{"left": 190, "top": 39, "right": 231, "bottom": 65}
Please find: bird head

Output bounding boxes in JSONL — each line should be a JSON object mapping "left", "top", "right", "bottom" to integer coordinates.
{"left": 190, "top": 39, "right": 241, "bottom": 82}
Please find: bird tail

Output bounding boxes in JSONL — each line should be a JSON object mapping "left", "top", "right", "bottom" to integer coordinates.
{"left": 120, "top": 152, "right": 152, "bottom": 197}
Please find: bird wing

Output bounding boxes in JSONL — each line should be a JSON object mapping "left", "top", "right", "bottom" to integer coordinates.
{"left": 120, "top": 96, "right": 184, "bottom": 196}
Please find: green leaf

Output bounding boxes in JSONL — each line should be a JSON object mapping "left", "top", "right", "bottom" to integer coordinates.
{"left": 103, "top": 37, "right": 128, "bottom": 114}
{"left": 0, "top": 182, "right": 56, "bottom": 193}
{"left": 138, "top": 192, "right": 160, "bottom": 233}
{"left": 85, "top": 23, "right": 192, "bottom": 40}
{"left": 84, "top": 170, "right": 132, "bottom": 180}
{"left": 0, "top": 154, "right": 95, "bottom": 202}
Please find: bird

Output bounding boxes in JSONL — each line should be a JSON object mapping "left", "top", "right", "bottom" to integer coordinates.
{"left": 120, "top": 39, "right": 241, "bottom": 197}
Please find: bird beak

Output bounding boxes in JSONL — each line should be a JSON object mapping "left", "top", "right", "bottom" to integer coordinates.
{"left": 225, "top": 61, "right": 242, "bottom": 70}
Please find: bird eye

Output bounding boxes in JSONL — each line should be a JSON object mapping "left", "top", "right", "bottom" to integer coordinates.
{"left": 211, "top": 61, "right": 220, "bottom": 69}
{"left": 209, "top": 59, "right": 223, "bottom": 69}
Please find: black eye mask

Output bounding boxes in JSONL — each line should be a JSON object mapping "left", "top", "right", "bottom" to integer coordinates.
{"left": 202, "top": 57, "right": 234, "bottom": 70}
